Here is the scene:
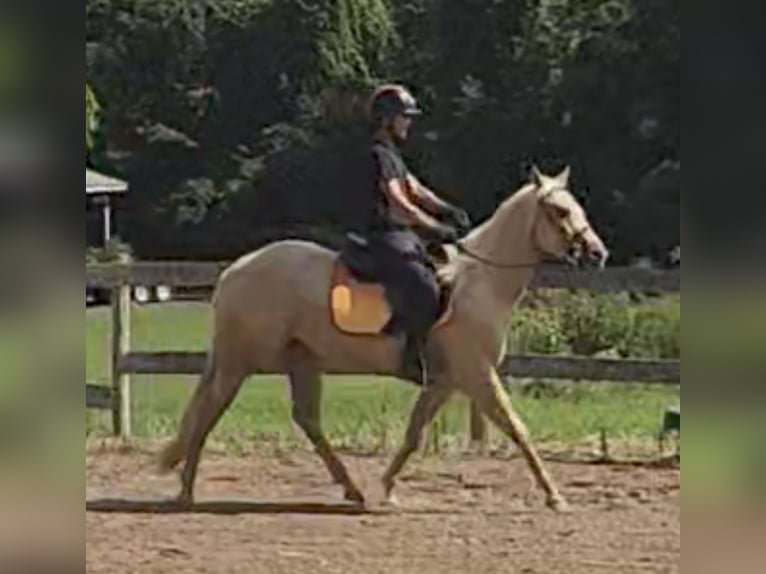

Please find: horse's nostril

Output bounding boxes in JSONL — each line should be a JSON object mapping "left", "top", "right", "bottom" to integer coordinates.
{"left": 589, "top": 249, "right": 608, "bottom": 267}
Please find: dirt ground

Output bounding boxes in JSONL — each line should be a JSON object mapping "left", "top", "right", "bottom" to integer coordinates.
{"left": 86, "top": 445, "right": 680, "bottom": 574}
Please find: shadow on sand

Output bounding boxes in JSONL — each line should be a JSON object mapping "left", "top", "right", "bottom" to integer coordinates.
{"left": 86, "top": 498, "right": 371, "bottom": 516}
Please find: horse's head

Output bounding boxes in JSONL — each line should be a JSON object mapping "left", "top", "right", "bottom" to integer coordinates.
{"left": 530, "top": 165, "right": 609, "bottom": 268}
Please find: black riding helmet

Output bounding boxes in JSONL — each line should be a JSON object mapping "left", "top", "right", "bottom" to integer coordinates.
{"left": 368, "top": 84, "right": 422, "bottom": 124}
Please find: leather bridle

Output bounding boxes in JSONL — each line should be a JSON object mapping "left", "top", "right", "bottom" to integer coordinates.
{"left": 454, "top": 187, "right": 590, "bottom": 270}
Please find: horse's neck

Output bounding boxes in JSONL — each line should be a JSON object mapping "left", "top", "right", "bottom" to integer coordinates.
{"left": 456, "top": 186, "right": 540, "bottom": 313}
{"left": 465, "top": 186, "right": 540, "bottom": 296}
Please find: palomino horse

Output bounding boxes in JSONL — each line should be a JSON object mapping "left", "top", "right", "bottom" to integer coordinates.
{"left": 158, "top": 166, "right": 608, "bottom": 511}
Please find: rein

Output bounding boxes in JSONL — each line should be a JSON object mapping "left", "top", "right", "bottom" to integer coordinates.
{"left": 454, "top": 241, "right": 542, "bottom": 270}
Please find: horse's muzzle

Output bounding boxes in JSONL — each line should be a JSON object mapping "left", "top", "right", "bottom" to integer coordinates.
{"left": 566, "top": 244, "right": 608, "bottom": 269}
{"left": 583, "top": 246, "right": 608, "bottom": 269}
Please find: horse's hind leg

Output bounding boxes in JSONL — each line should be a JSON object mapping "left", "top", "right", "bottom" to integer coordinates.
{"left": 157, "top": 354, "right": 217, "bottom": 474}
{"left": 466, "top": 367, "right": 570, "bottom": 512}
{"left": 381, "top": 383, "right": 452, "bottom": 504}
{"left": 176, "top": 361, "right": 246, "bottom": 507}
{"left": 287, "top": 343, "right": 365, "bottom": 505}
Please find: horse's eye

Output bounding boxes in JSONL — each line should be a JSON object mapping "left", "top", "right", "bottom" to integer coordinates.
{"left": 551, "top": 204, "right": 570, "bottom": 219}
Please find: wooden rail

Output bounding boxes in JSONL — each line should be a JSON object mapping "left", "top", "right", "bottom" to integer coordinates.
{"left": 86, "top": 261, "right": 680, "bottom": 294}
{"left": 85, "top": 261, "right": 681, "bottom": 442}
{"left": 115, "top": 351, "right": 679, "bottom": 383}
{"left": 86, "top": 384, "right": 114, "bottom": 410}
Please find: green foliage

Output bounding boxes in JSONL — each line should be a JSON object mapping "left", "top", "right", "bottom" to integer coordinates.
{"left": 313, "top": 0, "right": 397, "bottom": 86}
{"left": 86, "top": 83, "right": 100, "bottom": 153}
{"left": 85, "top": 0, "right": 679, "bottom": 262}
{"left": 84, "top": 302, "right": 679, "bottom": 450}
{"left": 559, "top": 292, "right": 631, "bottom": 356}
{"left": 510, "top": 305, "right": 568, "bottom": 355}
{"left": 86, "top": 237, "right": 133, "bottom": 265}
{"left": 621, "top": 302, "right": 680, "bottom": 359}
{"left": 510, "top": 291, "right": 679, "bottom": 360}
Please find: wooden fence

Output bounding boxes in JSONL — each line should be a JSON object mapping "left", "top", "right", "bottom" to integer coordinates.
{"left": 86, "top": 261, "right": 680, "bottom": 440}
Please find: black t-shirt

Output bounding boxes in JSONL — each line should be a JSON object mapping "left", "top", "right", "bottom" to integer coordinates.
{"left": 369, "top": 139, "right": 410, "bottom": 230}
{"left": 372, "top": 140, "right": 408, "bottom": 183}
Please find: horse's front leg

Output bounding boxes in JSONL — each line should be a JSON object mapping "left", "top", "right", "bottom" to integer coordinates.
{"left": 381, "top": 383, "right": 453, "bottom": 505}
{"left": 462, "top": 366, "right": 570, "bottom": 512}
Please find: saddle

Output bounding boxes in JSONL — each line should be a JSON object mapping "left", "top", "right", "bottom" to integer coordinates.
{"left": 330, "top": 233, "right": 453, "bottom": 335}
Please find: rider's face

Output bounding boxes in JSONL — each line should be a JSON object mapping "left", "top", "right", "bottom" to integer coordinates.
{"left": 390, "top": 114, "right": 412, "bottom": 141}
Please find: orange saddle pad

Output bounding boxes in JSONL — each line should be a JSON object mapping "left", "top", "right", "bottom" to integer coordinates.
{"left": 330, "top": 259, "right": 452, "bottom": 335}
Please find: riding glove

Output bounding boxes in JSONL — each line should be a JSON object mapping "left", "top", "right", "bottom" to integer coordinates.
{"left": 426, "top": 223, "right": 459, "bottom": 244}
{"left": 444, "top": 206, "right": 472, "bottom": 233}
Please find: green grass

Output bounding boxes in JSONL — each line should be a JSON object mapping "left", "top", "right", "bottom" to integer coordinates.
{"left": 85, "top": 302, "right": 680, "bottom": 454}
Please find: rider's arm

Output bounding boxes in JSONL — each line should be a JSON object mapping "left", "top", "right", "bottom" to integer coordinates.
{"left": 380, "top": 178, "right": 443, "bottom": 229}
{"left": 406, "top": 173, "right": 453, "bottom": 214}
{"left": 373, "top": 146, "right": 443, "bottom": 230}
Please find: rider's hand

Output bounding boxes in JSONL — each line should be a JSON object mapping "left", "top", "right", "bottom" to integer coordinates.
{"left": 427, "top": 223, "right": 459, "bottom": 244}
{"left": 445, "top": 206, "right": 472, "bottom": 232}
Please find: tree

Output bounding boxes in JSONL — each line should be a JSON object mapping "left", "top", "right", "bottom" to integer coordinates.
{"left": 86, "top": 83, "right": 100, "bottom": 156}
{"left": 84, "top": 0, "right": 679, "bottom": 262}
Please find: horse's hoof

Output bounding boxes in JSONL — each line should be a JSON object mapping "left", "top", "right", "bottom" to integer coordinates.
{"left": 547, "top": 495, "right": 572, "bottom": 514}
{"left": 382, "top": 493, "right": 401, "bottom": 508}
{"left": 344, "top": 488, "right": 366, "bottom": 507}
{"left": 174, "top": 493, "right": 194, "bottom": 510}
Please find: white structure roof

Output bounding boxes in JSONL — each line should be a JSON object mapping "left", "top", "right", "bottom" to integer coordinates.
{"left": 86, "top": 168, "right": 128, "bottom": 195}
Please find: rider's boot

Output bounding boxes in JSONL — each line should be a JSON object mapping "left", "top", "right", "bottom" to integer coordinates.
{"left": 398, "top": 332, "right": 426, "bottom": 385}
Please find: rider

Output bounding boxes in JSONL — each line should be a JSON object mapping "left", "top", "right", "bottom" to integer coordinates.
{"left": 364, "top": 84, "right": 471, "bottom": 383}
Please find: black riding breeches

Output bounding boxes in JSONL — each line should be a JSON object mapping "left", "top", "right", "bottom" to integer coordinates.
{"left": 369, "top": 229, "right": 441, "bottom": 339}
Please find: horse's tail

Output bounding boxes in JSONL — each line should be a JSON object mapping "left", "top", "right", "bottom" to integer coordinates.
{"left": 156, "top": 350, "right": 216, "bottom": 474}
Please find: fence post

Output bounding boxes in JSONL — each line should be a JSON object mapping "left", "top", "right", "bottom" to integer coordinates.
{"left": 111, "top": 270, "right": 132, "bottom": 437}
{"left": 468, "top": 402, "right": 488, "bottom": 452}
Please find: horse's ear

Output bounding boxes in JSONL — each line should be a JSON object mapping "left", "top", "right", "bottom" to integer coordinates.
{"left": 555, "top": 165, "right": 571, "bottom": 186}
{"left": 531, "top": 164, "right": 556, "bottom": 192}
